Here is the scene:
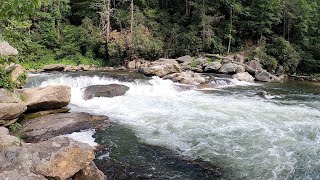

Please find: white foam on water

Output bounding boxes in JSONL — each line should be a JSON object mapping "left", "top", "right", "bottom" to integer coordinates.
{"left": 60, "top": 129, "right": 98, "bottom": 147}
{"left": 38, "top": 74, "right": 320, "bottom": 179}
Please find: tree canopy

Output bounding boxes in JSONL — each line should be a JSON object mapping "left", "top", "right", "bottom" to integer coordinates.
{"left": 0, "top": 0, "right": 319, "bottom": 74}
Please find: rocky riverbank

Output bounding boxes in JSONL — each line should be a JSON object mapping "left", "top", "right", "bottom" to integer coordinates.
{"left": 0, "top": 73, "right": 108, "bottom": 179}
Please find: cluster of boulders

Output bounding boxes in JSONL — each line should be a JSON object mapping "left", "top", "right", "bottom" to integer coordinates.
{"left": 137, "top": 54, "right": 285, "bottom": 86}
{"left": 0, "top": 85, "right": 108, "bottom": 179}
{"left": 29, "top": 63, "right": 129, "bottom": 73}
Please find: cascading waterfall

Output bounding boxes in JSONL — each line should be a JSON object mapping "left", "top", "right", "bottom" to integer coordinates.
{"left": 28, "top": 72, "right": 320, "bottom": 179}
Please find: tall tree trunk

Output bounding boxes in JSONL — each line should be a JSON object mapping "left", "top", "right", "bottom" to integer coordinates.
{"left": 227, "top": 8, "right": 233, "bottom": 54}
{"left": 56, "top": 0, "right": 61, "bottom": 43}
{"left": 130, "top": 0, "right": 134, "bottom": 60}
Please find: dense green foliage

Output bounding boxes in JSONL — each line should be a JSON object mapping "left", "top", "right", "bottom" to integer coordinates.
{"left": 0, "top": 0, "right": 319, "bottom": 74}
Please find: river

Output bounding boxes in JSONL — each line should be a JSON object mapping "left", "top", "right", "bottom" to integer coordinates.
{"left": 27, "top": 71, "right": 320, "bottom": 180}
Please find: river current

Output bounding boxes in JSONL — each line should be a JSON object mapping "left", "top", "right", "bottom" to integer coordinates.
{"left": 27, "top": 71, "right": 320, "bottom": 180}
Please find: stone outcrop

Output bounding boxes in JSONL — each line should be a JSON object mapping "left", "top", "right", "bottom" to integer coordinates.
{"left": 163, "top": 71, "right": 206, "bottom": 86}
{"left": 19, "top": 85, "right": 71, "bottom": 112}
{"left": 20, "top": 112, "right": 109, "bottom": 143}
{"left": 176, "top": 55, "right": 193, "bottom": 64}
{"left": 246, "top": 60, "right": 263, "bottom": 71}
{"left": 0, "top": 137, "right": 105, "bottom": 180}
{"left": 43, "top": 64, "right": 66, "bottom": 72}
{"left": 0, "top": 103, "right": 26, "bottom": 126}
{"left": 232, "top": 72, "right": 255, "bottom": 83}
{"left": 83, "top": 84, "right": 130, "bottom": 100}
{"left": 204, "top": 62, "right": 222, "bottom": 72}
{"left": 138, "top": 58, "right": 181, "bottom": 77}
{"left": 255, "top": 71, "right": 281, "bottom": 82}
{"left": 219, "top": 63, "right": 241, "bottom": 74}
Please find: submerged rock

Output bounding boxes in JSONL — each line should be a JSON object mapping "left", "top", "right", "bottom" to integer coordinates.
{"left": 0, "top": 137, "right": 105, "bottom": 180}
{"left": 83, "top": 84, "right": 130, "bottom": 100}
{"left": 20, "top": 112, "right": 109, "bottom": 142}
{"left": 19, "top": 85, "right": 71, "bottom": 112}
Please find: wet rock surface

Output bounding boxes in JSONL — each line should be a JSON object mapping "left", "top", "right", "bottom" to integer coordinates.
{"left": 20, "top": 112, "right": 109, "bottom": 143}
{"left": 83, "top": 84, "right": 130, "bottom": 100}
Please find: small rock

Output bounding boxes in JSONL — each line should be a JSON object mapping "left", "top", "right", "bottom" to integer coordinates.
{"left": 127, "top": 60, "right": 136, "bottom": 69}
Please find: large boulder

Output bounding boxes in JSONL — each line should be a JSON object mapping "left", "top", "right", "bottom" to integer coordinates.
{"left": 163, "top": 71, "right": 206, "bottom": 86}
{"left": 19, "top": 85, "right": 71, "bottom": 112}
{"left": 0, "top": 103, "right": 26, "bottom": 126}
{"left": 0, "top": 137, "right": 104, "bottom": 180}
{"left": 0, "top": 89, "right": 21, "bottom": 103}
{"left": 219, "top": 63, "right": 241, "bottom": 74}
{"left": 232, "top": 72, "right": 255, "bottom": 83}
{"left": 246, "top": 60, "right": 263, "bottom": 71}
{"left": 20, "top": 112, "right": 109, "bottom": 143}
{"left": 204, "top": 62, "right": 222, "bottom": 72}
{"left": 83, "top": 84, "right": 129, "bottom": 100}
{"left": 43, "top": 64, "right": 66, "bottom": 72}
{"left": 255, "top": 71, "right": 281, "bottom": 82}
{"left": 138, "top": 58, "right": 181, "bottom": 77}
{"left": 176, "top": 55, "right": 193, "bottom": 64}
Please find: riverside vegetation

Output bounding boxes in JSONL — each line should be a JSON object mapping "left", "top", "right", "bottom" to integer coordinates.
{"left": 0, "top": 0, "right": 319, "bottom": 75}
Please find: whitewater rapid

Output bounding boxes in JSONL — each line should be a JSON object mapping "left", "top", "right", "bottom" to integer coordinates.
{"left": 30, "top": 73, "right": 320, "bottom": 180}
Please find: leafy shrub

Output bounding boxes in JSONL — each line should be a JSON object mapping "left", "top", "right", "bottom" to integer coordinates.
{"left": 0, "top": 66, "right": 15, "bottom": 91}
{"left": 267, "top": 37, "right": 301, "bottom": 73}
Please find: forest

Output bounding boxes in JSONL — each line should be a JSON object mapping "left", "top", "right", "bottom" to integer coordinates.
{"left": 0, "top": 0, "right": 320, "bottom": 75}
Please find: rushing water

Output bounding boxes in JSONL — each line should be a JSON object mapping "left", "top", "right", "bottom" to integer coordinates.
{"left": 27, "top": 71, "right": 320, "bottom": 180}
